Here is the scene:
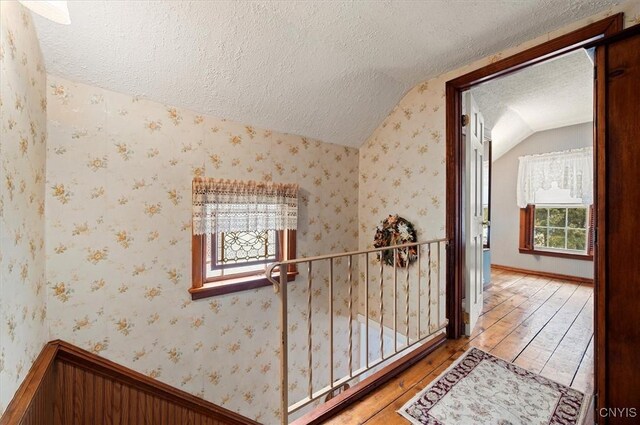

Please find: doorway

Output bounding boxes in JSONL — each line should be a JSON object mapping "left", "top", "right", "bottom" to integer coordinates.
{"left": 445, "top": 13, "right": 634, "bottom": 423}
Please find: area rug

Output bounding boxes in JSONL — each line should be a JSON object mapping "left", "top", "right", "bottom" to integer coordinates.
{"left": 398, "top": 347, "right": 588, "bottom": 425}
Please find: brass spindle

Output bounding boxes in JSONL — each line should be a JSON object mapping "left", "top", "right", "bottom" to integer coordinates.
{"left": 427, "top": 245, "right": 432, "bottom": 333}
{"left": 405, "top": 253, "right": 410, "bottom": 346}
{"left": 417, "top": 246, "right": 421, "bottom": 339}
{"left": 365, "top": 253, "right": 369, "bottom": 368}
{"left": 437, "top": 241, "right": 441, "bottom": 328}
{"left": 348, "top": 255, "right": 353, "bottom": 376}
{"left": 329, "top": 258, "right": 334, "bottom": 390}
{"left": 307, "top": 261, "right": 313, "bottom": 400}
{"left": 279, "top": 268, "right": 288, "bottom": 425}
{"left": 379, "top": 256, "right": 384, "bottom": 359}
{"left": 393, "top": 248, "right": 398, "bottom": 353}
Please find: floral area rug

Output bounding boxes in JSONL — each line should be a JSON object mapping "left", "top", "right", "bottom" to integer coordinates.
{"left": 398, "top": 347, "right": 588, "bottom": 425}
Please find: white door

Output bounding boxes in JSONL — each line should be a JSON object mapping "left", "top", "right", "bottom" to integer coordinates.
{"left": 464, "top": 92, "right": 484, "bottom": 336}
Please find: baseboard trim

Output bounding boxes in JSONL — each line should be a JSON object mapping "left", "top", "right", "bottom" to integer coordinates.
{"left": 491, "top": 264, "right": 593, "bottom": 284}
{"left": 290, "top": 332, "right": 447, "bottom": 425}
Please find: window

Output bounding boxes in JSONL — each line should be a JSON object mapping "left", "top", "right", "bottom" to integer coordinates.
{"left": 534, "top": 205, "right": 588, "bottom": 252}
{"left": 517, "top": 147, "right": 594, "bottom": 261}
{"left": 519, "top": 204, "right": 594, "bottom": 260}
{"left": 191, "top": 178, "right": 297, "bottom": 299}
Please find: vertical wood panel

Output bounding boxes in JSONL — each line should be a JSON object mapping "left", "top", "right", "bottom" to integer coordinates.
{"left": 83, "top": 370, "right": 93, "bottom": 425}
{"left": 4, "top": 341, "right": 258, "bottom": 425}
{"left": 599, "top": 28, "right": 640, "bottom": 423}
{"left": 104, "top": 378, "right": 114, "bottom": 425}
{"left": 94, "top": 374, "right": 104, "bottom": 424}
{"left": 112, "top": 381, "right": 122, "bottom": 425}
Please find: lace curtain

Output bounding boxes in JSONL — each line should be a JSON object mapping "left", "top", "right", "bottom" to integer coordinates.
{"left": 192, "top": 178, "right": 298, "bottom": 235}
{"left": 517, "top": 147, "right": 593, "bottom": 208}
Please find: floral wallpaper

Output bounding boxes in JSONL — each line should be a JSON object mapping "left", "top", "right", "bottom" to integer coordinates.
{"left": 0, "top": 1, "right": 48, "bottom": 415}
{"left": 45, "top": 75, "right": 359, "bottom": 423}
{"left": 1, "top": 0, "right": 639, "bottom": 422}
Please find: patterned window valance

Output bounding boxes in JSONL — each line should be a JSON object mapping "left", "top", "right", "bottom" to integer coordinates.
{"left": 517, "top": 147, "right": 593, "bottom": 208}
{"left": 192, "top": 178, "right": 298, "bottom": 235}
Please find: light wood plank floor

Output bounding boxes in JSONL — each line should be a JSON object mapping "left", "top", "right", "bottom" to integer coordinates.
{"left": 326, "top": 268, "right": 594, "bottom": 425}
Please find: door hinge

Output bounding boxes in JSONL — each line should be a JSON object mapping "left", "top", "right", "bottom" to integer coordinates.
{"left": 463, "top": 311, "right": 470, "bottom": 324}
{"left": 461, "top": 114, "right": 470, "bottom": 127}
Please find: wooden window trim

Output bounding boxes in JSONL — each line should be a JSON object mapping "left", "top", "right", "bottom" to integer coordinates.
{"left": 519, "top": 204, "right": 594, "bottom": 261}
{"left": 191, "top": 230, "right": 297, "bottom": 300}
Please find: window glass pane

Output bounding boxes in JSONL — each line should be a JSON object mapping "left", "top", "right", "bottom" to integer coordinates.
{"left": 216, "top": 230, "right": 277, "bottom": 266}
{"left": 567, "top": 207, "right": 587, "bottom": 229}
{"left": 548, "top": 208, "right": 566, "bottom": 227}
{"left": 534, "top": 227, "right": 547, "bottom": 247}
{"left": 534, "top": 207, "right": 548, "bottom": 227}
{"left": 548, "top": 228, "right": 566, "bottom": 249}
{"left": 567, "top": 229, "right": 587, "bottom": 251}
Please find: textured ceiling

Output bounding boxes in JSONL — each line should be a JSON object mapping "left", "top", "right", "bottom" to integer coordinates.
{"left": 32, "top": 0, "right": 619, "bottom": 147}
{"left": 471, "top": 49, "right": 594, "bottom": 159}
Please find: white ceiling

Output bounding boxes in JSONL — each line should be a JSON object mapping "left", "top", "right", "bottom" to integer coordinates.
{"left": 31, "top": 1, "right": 618, "bottom": 147}
{"left": 471, "top": 49, "right": 594, "bottom": 159}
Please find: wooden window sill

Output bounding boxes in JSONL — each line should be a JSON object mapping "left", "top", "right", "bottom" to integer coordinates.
{"left": 189, "top": 271, "right": 297, "bottom": 300}
{"left": 519, "top": 248, "right": 593, "bottom": 261}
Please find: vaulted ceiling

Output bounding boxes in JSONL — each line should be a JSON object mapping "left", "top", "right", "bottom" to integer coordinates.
{"left": 471, "top": 49, "right": 594, "bottom": 160}
{"left": 31, "top": 0, "right": 620, "bottom": 147}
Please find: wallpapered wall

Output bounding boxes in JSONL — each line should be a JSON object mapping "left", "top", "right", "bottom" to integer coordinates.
{"left": 2, "top": 0, "right": 639, "bottom": 422}
{"left": 44, "top": 74, "right": 359, "bottom": 423}
{"left": 0, "top": 2, "right": 49, "bottom": 415}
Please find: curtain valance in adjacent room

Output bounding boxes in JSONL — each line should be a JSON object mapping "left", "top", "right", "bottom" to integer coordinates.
{"left": 192, "top": 178, "right": 298, "bottom": 235}
{"left": 517, "top": 147, "right": 593, "bottom": 208}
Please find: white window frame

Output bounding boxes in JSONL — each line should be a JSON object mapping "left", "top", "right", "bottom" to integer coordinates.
{"left": 533, "top": 203, "right": 590, "bottom": 255}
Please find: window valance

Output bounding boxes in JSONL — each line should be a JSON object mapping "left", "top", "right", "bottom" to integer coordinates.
{"left": 517, "top": 147, "right": 593, "bottom": 208}
{"left": 192, "top": 178, "right": 298, "bottom": 235}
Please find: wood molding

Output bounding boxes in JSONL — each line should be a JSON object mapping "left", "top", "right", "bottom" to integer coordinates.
{"left": 0, "top": 344, "right": 58, "bottom": 425}
{"left": 592, "top": 25, "right": 640, "bottom": 421}
{"left": 290, "top": 333, "right": 447, "bottom": 425}
{"left": 491, "top": 264, "right": 593, "bottom": 285}
{"left": 189, "top": 271, "right": 297, "bottom": 299}
{"left": 446, "top": 14, "right": 623, "bottom": 90}
{"left": 445, "top": 13, "right": 622, "bottom": 343}
{"left": 0, "top": 340, "right": 259, "bottom": 425}
{"left": 518, "top": 248, "right": 593, "bottom": 261}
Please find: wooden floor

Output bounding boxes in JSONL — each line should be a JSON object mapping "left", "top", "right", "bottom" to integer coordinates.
{"left": 326, "top": 268, "right": 594, "bottom": 424}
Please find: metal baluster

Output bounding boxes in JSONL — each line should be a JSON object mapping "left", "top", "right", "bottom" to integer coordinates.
{"left": 329, "top": 258, "right": 334, "bottom": 390}
{"left": 427, "top": 245, "right": 432, "bottom": 333}
{"left": 279, "top": 267, "right": 288, "bottom": 425}
{"left": 393, "top": 248, "right": 397, "bottom": 353}
{"left": 379, "top": 256, "right": 384, "bottom": 360}
{"left": 437, "top": 241, "right": 441, "bottom": 328}
{"left": 365, "top": 253, "right": 369, "bottom": 368}
{"left": 405, "top": 252, "right": 410, "bottom": 347}
{"left": 417, "top": 246, "right": 421, "bottom": 339}
{"left": 348, "top": 255, "right": 353, "bottom": 376}
{"left": 307, "top": 261, "right": 313, "bottom": 400}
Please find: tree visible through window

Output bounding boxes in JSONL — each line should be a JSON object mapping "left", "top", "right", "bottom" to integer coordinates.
{"left": 534, "top": 205, "right": 588, "bottom": 252}
{"left": 519, "top": 204, "right": 593, "bottom": 260}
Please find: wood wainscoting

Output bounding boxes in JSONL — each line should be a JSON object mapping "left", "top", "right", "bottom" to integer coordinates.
{"left": 0, "top": 340, "right": 259, "bottom": 425}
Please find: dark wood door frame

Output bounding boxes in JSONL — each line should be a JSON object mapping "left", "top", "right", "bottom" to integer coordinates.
{"left": 444, "top": 14, "right": 623, "bottom": 340}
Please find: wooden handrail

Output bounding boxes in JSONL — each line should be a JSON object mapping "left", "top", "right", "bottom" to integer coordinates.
{"left": 0, "top": 340, "right": 259, "bottom": 425}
